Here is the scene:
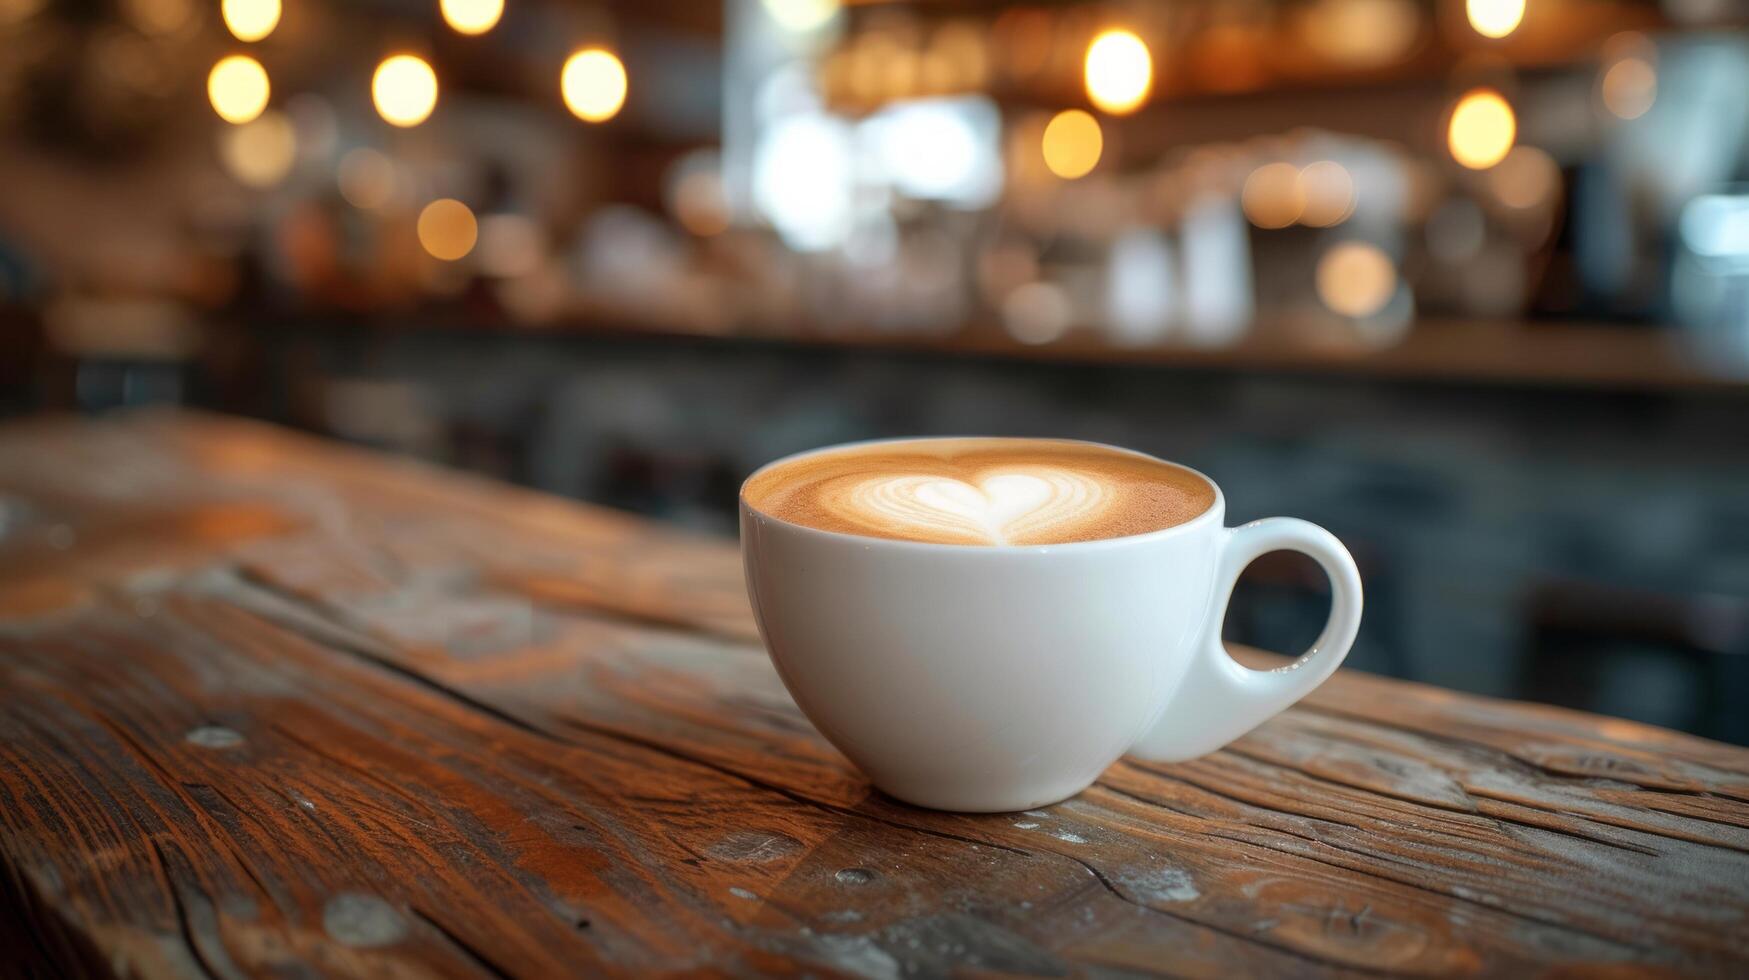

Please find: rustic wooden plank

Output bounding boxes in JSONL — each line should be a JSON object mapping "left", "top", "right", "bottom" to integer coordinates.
{"left": 222, "top": 555, "right": 1746, "bottom": 974}
{"left": 3, "top": 579, "right": 1331, "bottom": 979}
{"left": 2, "top": 409, "right": 1748, "bottom": 978}
{"left": 0, "top": 411, "right": 752, "bottom": 642}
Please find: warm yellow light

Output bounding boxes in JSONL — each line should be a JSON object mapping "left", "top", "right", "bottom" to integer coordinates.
{"left": 1242, "top": 162, "right": 1304, "bottom": 229}
{"left": 1296, "top": 161, "right": 1355, "bottom": 227}
{"left": 1316, "top": 241, "right": 1396, "bottom": 318}
{"left": 561, "top": 48, "right": 627, "bottom": 123}
{"left": 440, "top": 0, "right": 503, "bottom": 36}
{"left": 1084, "top": 29, "right": 1152, "bottom": 115}
{"left": 338, "top": 147, "right": 398, "bottom": 210}
{"left": 208, "top": 55, "right": 270, "bottom": 125}
{"left": 417, "top": 199, "right": 478, "bottom": 261}
{"left": 1041, "top": 109, "right": 1102, "bottom": 180}
{"left": 219, "top": 109, "right": 296, "bottom": 187}
{"left": 1601, "top": 57, "right": 1656, "bottom": 120}
{"left": 1448, "top": 88, "right": 1515, "bottom": 170}
{"left": 1466, "top": 0, "right": 1524, "bottom": 39}
{"left": 373, "top": 55, "right": 438, "bottom": 128}
{"left": 762, "top": 0, "right": 839, "bottom": 33}
{"left": 1488, "top": 145, "right": 1559, "bottom": 209}
{"left": 221, "top": 0, "right": 278, "bottom": 43}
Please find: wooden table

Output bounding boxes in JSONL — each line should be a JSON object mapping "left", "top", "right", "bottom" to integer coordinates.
{"left": 3, "top": 411, "right": 1746, "bottom": 978}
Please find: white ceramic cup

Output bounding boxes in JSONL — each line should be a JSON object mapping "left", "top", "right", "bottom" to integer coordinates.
{"left": 740, "top": 438, "right": 1363, "bottom": 812}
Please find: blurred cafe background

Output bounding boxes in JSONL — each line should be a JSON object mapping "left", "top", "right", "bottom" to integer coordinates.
{"left": 2, "top": 0, "right": 1747, "bottom": 741}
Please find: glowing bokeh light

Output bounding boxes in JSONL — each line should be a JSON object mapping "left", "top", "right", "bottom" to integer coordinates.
{"left": 337, "top": 148, "right": 398, "bottom": 210}
{"left": 673, "top": 172, "right": 730, "bottom": 236}
{"left": 373, "top": 55, "right": 438, "bottom": 127}
{"left": 441, "top": 0, "right": 503, "bottom": 35}
{"left": 666, "top": 151, "right": 732, "bottom": 238}
{"left": 866, "top": 97, "right": 1002, "bottom": 208}
{"left": 753, "top": 114, "right": 853, "bottom": 251}
{"left": 1084, "top": 29, "right": 1152, "bottom": 115}
{"left": 1447, "top": 88, "right": 1515, "bottom": 169}
{"left": 219, "top": 109, "right": 297, "bottom": 187}
{"left": 1466, "top": 0, "right": 1525, "bottom": 39}
{"left": 1680, "top": 194, "right": 1749, "bottom": 258}
{"left": 1106, "top": 228, "right": 1176, "bottom": 344}
{"left": 1601, "top": 57, "right": 1656, "bottom": 120}
{"left": 1003, "top": 281, "right": 1073, "bottom": 344}
{"left": 1241, "top": 162, "right": 1304, "bottom": 229}
{"left": 417, "top": 199, "right": 478, "bottom": 261}
{"left": 222, "top": 0, "right": 279, "bottom": 42}
{"left": 762, "top": 0, "right": 839, "bottom": 33}
{"left": 1040, "top": 109, "right": 1102, "bottom": 180}
{"left": 561, "top": 48, "right": 627, "bottom": 123}
{"left": 1296, "top": 160, "right": 1356, "bottom": 227}
{"left": 1317, "top": 241, "right": 1396, "bottom": 318}
{"left": 208, "top": 55, "right": 270, "bottom": 124}
{"left": 1488, "top": 145, "right": 1560, "bottom": 209}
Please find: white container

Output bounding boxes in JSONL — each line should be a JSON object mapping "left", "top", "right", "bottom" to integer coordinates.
{"left": 741, "top": 438, "right": 1363, "bottom": 812}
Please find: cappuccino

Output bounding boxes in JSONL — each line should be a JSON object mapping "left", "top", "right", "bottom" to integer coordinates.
{"left": 742, "top": 438, "right": 1215, "bottom": 546}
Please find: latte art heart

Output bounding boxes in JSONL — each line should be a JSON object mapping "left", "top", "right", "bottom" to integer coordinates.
{"left": 743, "top": 437, "right": 1216, "bottom": 546}
{"left": 838, "top": 468, "right": 1109, "bottom": 546}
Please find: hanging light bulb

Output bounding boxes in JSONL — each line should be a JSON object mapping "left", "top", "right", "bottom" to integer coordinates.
{"left": 373, "top": 55, "right": 438, "bottom": 127}
{"left": 440, "top": 0, "right": 503, "bottom": 36}
{"left": 561, "top": 48, "right": 627, "bottom": 123}
{"left": 208, "top": 55, "right": 270, "bottom": 124}
{"left": 1041, "top": 109, "right": 1102, "bottom": 179}
{"left": 1447, "top": 88, "right": 1516, "bottom": 169}
{"left": 221, "top": 0, "right": 280, "bottom": 43}
{"left": 1466, "top": 0, "right": 1525, "bottom": 40}
{"left": 1084, "top": 29, "right": 1152, "bottom": 115}
{"left": 418, "top": 199, "right": 478, "bottom": 260}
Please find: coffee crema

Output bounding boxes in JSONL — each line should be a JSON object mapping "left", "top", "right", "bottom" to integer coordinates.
{"left": 743, "top": 438, "right": 1216, "bottom": 546}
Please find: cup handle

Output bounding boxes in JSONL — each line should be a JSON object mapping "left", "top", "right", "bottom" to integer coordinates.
{"left": 1129, "top": 518, "right": 1364, "bottom": 762}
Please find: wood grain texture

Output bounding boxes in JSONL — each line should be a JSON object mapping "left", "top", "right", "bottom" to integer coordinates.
{"left": 1, "top": 409, "right": 1746, "bottom": 979}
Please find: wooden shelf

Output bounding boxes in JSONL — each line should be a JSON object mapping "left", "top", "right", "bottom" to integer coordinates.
{"left": 831, "top": 318, "right": 1742, "bottom": 392}
{"left": 267, "top": 305, "right": 1749, "bottom": 393}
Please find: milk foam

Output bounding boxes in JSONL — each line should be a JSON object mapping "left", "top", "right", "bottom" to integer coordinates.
{"left": 836, "top": 469, "right": 1106, "bottom": 546}
{"left": 743, "top": 438, "right": 1215, "bottom": 546}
